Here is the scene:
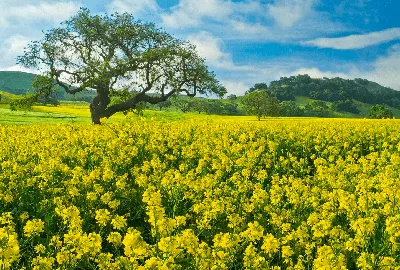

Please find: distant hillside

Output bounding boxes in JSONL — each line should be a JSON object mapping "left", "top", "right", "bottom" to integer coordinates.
{"left": 0, "top": 90, "right": 21, "bottom": 104}
{"left": 261, "top": 74, "right": 400, "bottom": 109}
{"left": 0, "top": 71, "right": 96, "bottom": 102}
{"left": 0, "top": 71, "right": 36, "bottom": 95}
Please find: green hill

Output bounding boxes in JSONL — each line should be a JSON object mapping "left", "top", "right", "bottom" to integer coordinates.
{"left": 264, "top": 75, "right": 400, "bottom": 108}
{"left": 0, "top": 71, "right": 36, "bottom": 95}
{"left": 245, "top": 75, "right": 400, "bottom": 118}
{"left": 0, "top": 71, "right": 96, "bottom": 102}
{"left": 0, "top": 90, "right": 21, "bottom": 104}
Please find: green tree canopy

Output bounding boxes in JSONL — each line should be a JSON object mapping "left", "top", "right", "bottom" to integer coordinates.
{"left": 279, "top": 101, "right": 304, "bottom": 117}
{"left": 369, "top": 105, "right": 393, "bottom": 119}
{"left": 241, "top": 90, "right": 269, "bottom": 120}
{"left": 331, "top": 99, "right": 360, "bottom": 114}
{"left": 247, "top": 83, "right": 268, "bottom": 94}
{"left": 17, "top": 8, "right": 226, "bottom": 124}
{"left": 304, "top": 101, "right": 330, "bottom": 117}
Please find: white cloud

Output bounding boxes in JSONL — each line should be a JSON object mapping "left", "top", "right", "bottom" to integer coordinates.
{"left": 161, "top": 0, "right": 232, "bottom": 28}
{"left": 289, "top": 44, "right": 400, "bottom": 90}
{"left": 160, "top": 0, "right": 344, "bottom": 43}
{"left": 162, "top": 9, "right": 199, "bottom": 29}
{"left": 0, "top": 1, "right": 81, "bottom": 70}
{"left": 188, "top": 31, "right": 255, "bottom": 71}
{"left": 188, "top": 32, "right": 226, "bottom": 63}
{"left": 364, "top": 44, "right": 400, "bottom": 90}
{"left": 14, "top": 2, "right": 80, "bottom": 22}
{"left": 3, "top": 35, "right": 30, "bottom": 55}
{"left": 108, "top": 0, "right": 159, "bottom": 17}
{"left": 0, "top": 35, "right": 32, "bottom": 70}
{"left": 221, "top": 80, "right": 249, "bottom": 95}
{"left": 267, "top": 0, "right": 317, "bottom": 29}
{"left": 289, "top": 67, "right": 352, "bottom": 79}
{"left": 233, "top": 1, "right": 263, "bottom": 14}
{"left": 231, "top": 21, "right": 271, "bottom": 36}
{"left": 304, "top": 28, "right": 400, "bottom": 49}
{"left": 0, "top": 1, "right": 81, "bottom": 27}
{"left": 4, "top": 65, "right": 38, "bottom": 74}
{"left": 0, "top": 16, "right": 8, "bottom": 28}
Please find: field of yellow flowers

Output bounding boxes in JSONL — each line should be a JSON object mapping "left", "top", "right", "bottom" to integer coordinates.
{"left": 1, "top": 117, "right": 400, "bottom": 269}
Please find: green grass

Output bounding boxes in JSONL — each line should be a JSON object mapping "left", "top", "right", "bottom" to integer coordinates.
{"left": 2, "top": 101, "right": 400, "bottom": 125}
{"left": 0, "top": 104, "right": 284, "bottom": 125}
{"left": 294, "top": 96, "right": 314, "bottom": 108}
{"left": 58, "top": 100, "right": 90, "bottom": 106}
{"left": 0, "top": 107, "right": 84, "bottom": 125}
{"left": 0, "top": 104, "right": 188, "bottom": 125}
{"left": 0, "top": 90, "right": 21, "bottom": 104}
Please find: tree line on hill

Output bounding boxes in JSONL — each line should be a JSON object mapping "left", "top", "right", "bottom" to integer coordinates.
{"left": 249, "top": 75, "right": 400, "bottom": 107}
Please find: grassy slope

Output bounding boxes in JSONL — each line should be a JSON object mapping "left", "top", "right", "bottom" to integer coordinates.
{"left": 0, "top": 71, "right": 96, "bottom": 101}
{"left": 0, "top": 90, "right": 21, "bottom": 103}
{"left": 0, "top": 72, "right": 36, "bottom": 95}
{"left": 294, "top": 96, "right": 313, "bottom": 108}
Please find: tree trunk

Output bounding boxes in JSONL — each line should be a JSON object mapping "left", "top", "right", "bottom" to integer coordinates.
{"left": 90, "top": 87, "right": 111, "bottom": 124}
{"left": 90, "top": 89, "right": 176, "bottom": 124}
{"left": 90, "top": 102, "right": 102, "bottom": 124}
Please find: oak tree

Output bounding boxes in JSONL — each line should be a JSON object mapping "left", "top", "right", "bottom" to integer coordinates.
{"left": 241, "top": 90, "right": 269, "bottom": 121}
{"left": 17, "top": 8, "right": 226, "bottom": 124}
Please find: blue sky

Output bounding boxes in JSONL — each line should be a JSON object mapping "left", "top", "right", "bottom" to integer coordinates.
{"left": 0, "top": 0, "right": 399, "bottom": 95}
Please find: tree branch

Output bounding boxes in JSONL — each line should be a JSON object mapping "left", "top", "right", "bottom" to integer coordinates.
{"left": 54, "top": 76, "right": 87, "bottom": 94}
{"left": 102, "top": 89, "right": 176, "bottom": 118}
{"left": 179, "top": 88, "right": 196, "bottom": 97}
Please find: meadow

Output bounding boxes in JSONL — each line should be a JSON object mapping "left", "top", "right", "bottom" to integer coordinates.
{"left": 0, "top": 104, "right": 263, "bottom": 125}
{"left": 1, "top": 106, "right": 400, "bottom": 269}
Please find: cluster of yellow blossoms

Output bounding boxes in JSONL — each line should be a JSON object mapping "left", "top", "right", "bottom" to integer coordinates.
{"left": 1, "top": 117, "right": 400, "bottom": 269}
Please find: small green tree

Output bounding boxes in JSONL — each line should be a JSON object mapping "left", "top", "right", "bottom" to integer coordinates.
{"left": 172, "top": 98, "right": 192, "bottom": 113}
{"left": 10, "top": 76, "right": 59, "bottom": 110}
{"left": 191, "top": 99, "right": 207, "bottom": 114}
{"left": 223, "top": 103, "right": 240, "bottom": 115}
{"left": 264, "top": 96, "right": 281, "bottom": 117}
{"left": 241, "top": 90, "right": 269, "bottom": 120}
{"left": 205, "top": 100, "right": 225, "bottom": 115}
{"left": 369, "top": 104, "right": 393, "bottom": 119}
